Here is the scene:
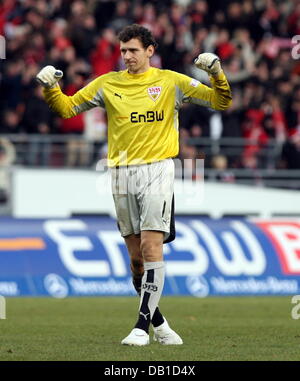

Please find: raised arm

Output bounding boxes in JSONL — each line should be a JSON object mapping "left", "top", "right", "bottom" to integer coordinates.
{"left": 36, "top": 66, "right": 105, "bottom": 119}
{"left": 174, "top": 53, "right": 232, "bottom": 111}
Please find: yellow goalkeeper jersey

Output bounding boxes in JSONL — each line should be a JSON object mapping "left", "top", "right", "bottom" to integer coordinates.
{"left": 43, "top": 67, "right": 232, "bottom": 166}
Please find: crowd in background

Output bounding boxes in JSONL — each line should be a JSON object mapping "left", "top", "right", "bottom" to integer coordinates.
{"left": 0, "top": 0, "right": 300, "bottom": 174}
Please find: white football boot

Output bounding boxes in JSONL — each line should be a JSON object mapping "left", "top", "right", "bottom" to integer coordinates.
{"left": 153, "top": 319, "right": 183, "bottom": 345}
{"left": 121, "top": 328, "right": 150, "bottom": 346}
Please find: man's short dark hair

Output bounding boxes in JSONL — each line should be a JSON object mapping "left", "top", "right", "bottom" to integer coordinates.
{"left": 118, "top": 24, "right": 158, "bottom": 50}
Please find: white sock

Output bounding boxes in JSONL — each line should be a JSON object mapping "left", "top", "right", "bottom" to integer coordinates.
{"left": 135, "top": 261, "right": 165, "bottom": 332}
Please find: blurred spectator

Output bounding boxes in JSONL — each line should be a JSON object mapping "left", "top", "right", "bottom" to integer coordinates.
{"left": 22, "top": 83, "right": 54, "bottom": 134}
{"left": 22, "top": 83, "right": 54, "bottom": 165}
{"left": 189, "top": 0, "right": 210, "bottom": 32}
{"left": 215, "top": 29, "right": 235, "bottom": 61}
{"left": 240, "top": 153, "right": 263, "bottom": 185}
{"left": 261, "top": 96, "right": 287, "bottom": 143}
{"left": 286, "top": 85, "right": 300, "bottom": 132}
{"left": 287, "top": 1, "right": 300, "bottom": 35}
{"left": 68, "top": 14, "right": 96, "bottom": 59}
{"left": 281, "top": 131, "right": 300, "bottom": 170}
{"left": 179, "top": 103, "right": 211, "bottom": 138}
{"left": 108, "top": 0, "right": 133, "bottom": 32}
{"left": 226, "top": 1, "right": 245, "bottom": 32}
{"left": 211, "top": 154, "right": 235, "bottom": 183}
{"left": 60, "top": 72, "right": 90, "bottom": 167}
{"left": 0, "top": 0, "right": 299, "bottom": 174}
{"left": 84, "top": 107, "right": 108, "bottom": 166}
{"left": 93, "top": 0, "right": 116, "bottom": 30}
{"left": 90, "top": 28, "right": 120, "bottom": 77}
{"left": 221, "top": 93, "right": 243, "bottom": 139}
{"left": 0, "top": 137, "right": 16, "bottom": 203}
{"left": 178, "top": 143, "right": 200, "bottom": 180}
{"left": 0, "top": 59, "right": 23, "bottom": 110}
{"left": 2, "top": 109, "right": 23, "bottom": 134}
{"left": 177, "top": 127, "right": 203, "bottom": 180}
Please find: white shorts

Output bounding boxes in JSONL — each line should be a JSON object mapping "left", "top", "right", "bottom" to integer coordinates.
{"left": 110, "top": 158, "right": 175, "bottom": 243}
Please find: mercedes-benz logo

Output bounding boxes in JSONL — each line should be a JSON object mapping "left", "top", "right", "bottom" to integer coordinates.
{"left": 44, "top": 274, "right": 69, "bottom": 298}
{"left": 186, "top": 275, "right": 209, "bottom": 297}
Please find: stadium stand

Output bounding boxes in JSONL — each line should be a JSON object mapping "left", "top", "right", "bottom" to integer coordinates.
{"left": 0, "top": 0, "right": 300, "bottom": 190}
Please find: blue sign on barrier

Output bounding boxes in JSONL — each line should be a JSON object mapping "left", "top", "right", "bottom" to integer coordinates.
{"left": 0, "top": 217, "right": 299, "bottom": 297}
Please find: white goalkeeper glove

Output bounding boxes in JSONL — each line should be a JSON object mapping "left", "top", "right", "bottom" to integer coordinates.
{"left": 36, "top": 65, "right": 63, "bottom": 88}
{"left": 194, "top": 53, "right": 222, "bottom": 76}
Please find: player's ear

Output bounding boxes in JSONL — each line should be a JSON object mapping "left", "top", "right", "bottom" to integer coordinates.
{"left": 147, "top": 45, "right": 154, "bottom": 58}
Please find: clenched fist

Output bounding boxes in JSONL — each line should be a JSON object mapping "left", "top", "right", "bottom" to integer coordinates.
{"left": 36, "top": 65, "right": 63, "bottom": 88}
{"left": 194, "top": 53, "right": 222, "bottom": 76}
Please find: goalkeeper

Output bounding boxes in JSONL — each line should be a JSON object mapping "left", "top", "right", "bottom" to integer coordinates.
{"left": 36, "top": 24, "right": 232, "bottom": 346}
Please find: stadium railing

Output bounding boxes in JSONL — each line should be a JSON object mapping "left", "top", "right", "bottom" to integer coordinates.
{"left": 0, "top": 134, "right": 299, "bottom": 192}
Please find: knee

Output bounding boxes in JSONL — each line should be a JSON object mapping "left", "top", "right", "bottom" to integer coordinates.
{"left": 140, "top": 238, "right": 163, "bottom": 262}
{"left": 130, "top": 257, "right": 144, "bottom": 276}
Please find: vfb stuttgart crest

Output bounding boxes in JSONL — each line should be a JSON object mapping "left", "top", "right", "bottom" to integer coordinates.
{"left": 147, "top": 86, "right": 162, "bottom": 101}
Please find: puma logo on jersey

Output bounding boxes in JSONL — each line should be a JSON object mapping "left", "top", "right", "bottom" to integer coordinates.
{"left": 139, "top": 312, "right": 150, "bottom": 321}
{"left": 114, "top": 93, "right": 122, "bottom": 99}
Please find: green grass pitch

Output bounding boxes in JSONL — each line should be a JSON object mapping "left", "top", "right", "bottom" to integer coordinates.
{"left": 0, "top": 296, "right": 299, "bottom": 361}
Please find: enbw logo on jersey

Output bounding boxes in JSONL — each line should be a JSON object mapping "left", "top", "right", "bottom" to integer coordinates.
{"left": 147, "top": 86, "right": 162, "bottom": 101}
{"left": 130, "top": 111, "right": 164, "bottom": 123}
